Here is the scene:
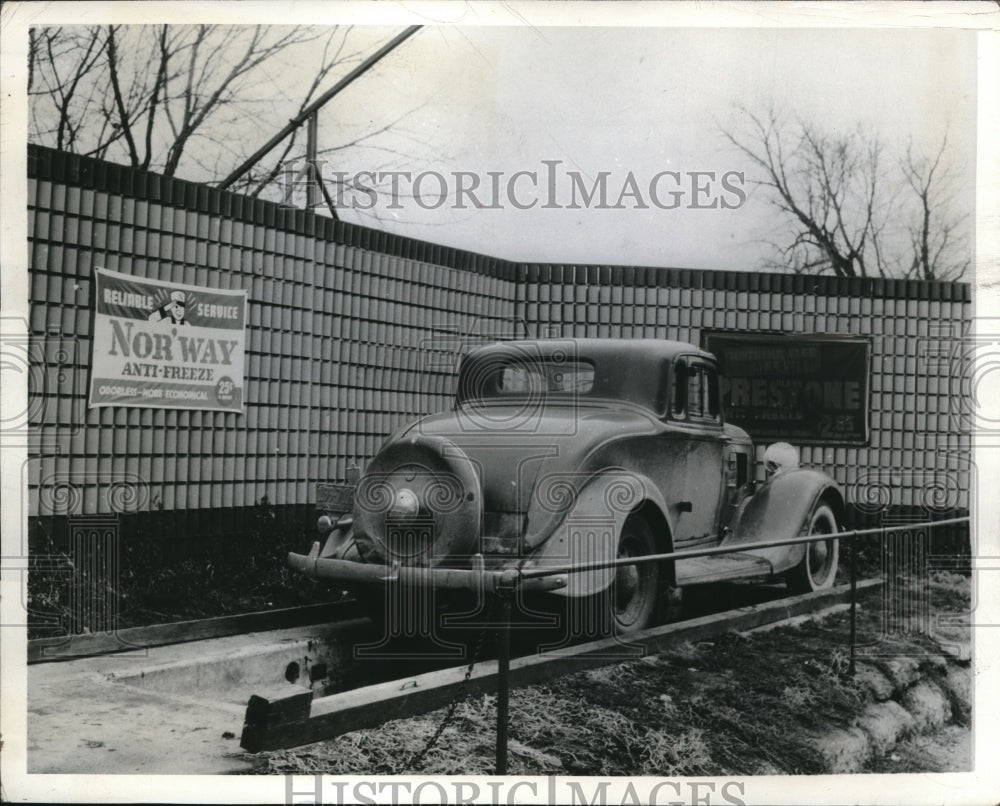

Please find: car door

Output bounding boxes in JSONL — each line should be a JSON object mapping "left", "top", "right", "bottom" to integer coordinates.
{"left": 670, "top": 356, "right": 728, "bottom": 545}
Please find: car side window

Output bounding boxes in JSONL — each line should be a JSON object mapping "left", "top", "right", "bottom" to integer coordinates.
{"left": 672, "top": 358, "right": 721, "bottom": 423}
{"left": 671, "top": 360, "right": 687, "bottom": 418}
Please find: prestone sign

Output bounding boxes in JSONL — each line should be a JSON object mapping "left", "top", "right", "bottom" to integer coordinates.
{"left": 89, "top": 267, "right": 247, "bottom": 412}
{"left": 702, "top": 331, "right": 870, "bottom": 445}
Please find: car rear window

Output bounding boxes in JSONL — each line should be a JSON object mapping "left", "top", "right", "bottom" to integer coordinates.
{"left": 463, "top": 358, "right": 595, "bottom": 400}
{"left": 498, "top": 361, "right": 594, "bottom": 393}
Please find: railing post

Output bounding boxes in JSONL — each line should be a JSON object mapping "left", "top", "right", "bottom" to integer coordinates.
{"left": 494, "top": 570, "right": 518, "bottom": 775}
{"left": 849, "top": 531, "right": 858, "bottom": 676}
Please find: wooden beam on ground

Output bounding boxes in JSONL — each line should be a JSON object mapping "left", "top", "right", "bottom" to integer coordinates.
{"left": 29, "top": 600, "right": 356, "bottom": 664}
{"left": 240, "top": 579, "right": 881, "bottom": 752}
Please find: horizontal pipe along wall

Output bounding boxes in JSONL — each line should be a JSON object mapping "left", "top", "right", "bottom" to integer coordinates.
{"left": 25, "top": 145, "right": 971, "bottom": 564}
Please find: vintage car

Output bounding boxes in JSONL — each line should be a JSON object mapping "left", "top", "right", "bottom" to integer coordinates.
{"left": 288, "top": 338, "right": 843, "bottom": 634}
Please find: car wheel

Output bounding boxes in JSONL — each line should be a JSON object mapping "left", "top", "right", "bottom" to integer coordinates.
{"left": 608, "top": 514, "right": 660, "bottom": 633}
{"left": 786, "top": 501, "right": 840, "bottom": 594}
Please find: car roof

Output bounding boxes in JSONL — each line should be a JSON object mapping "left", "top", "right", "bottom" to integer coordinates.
{"left": 457, "top": 339, "right": 717, "bottom": 412}
{"left": 464, "top": 338, "right": 715, "bottom": 365}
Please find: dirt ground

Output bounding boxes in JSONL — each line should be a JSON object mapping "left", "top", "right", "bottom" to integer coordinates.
{"left": 248, "top": 571, "right": 972, "bottom": 776}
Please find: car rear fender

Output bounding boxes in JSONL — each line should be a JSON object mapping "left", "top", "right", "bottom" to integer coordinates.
{"left": 726, "top": 469, "right": 844, "bottom": 574}
{"left": 525, "top": 470, "right": 675, "bottom": 598}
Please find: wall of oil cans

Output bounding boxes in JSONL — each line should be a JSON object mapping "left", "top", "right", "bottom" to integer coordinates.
{"left": 517, "top": 265, "right": 972, "bottom": 532}
{"left": 25, "top": 145, "right": 971, "bottom": 550}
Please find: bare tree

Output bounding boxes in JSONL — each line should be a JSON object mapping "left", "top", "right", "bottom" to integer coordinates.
{"left": 29, "top": 25, "right": 404, "bottom": 183}
{"left": 28, "top": 27, "right": 106, "bottom": 153}
{"left": 900, "top": 136, "right": 970, "bottom": 281}
{"left": 722, "top": 106, "right": 969, "bottom": 281}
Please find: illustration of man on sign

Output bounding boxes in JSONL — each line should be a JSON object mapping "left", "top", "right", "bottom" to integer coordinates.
{"left": 148, "top": 290, "right": 189, "bottom": 325}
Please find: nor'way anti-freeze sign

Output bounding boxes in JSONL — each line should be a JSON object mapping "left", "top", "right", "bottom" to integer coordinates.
{"left": 88, "top": 267, "right": 248, "bottom": 413}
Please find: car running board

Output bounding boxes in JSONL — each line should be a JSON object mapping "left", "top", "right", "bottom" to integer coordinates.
{"left": 674, "top": 552, "right": 773, "bottom": 586}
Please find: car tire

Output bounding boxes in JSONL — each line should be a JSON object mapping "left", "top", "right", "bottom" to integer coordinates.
{"left": 786, "top": 501, "right": 840, "bottom": 594}
{"left": 607, "top": 513, "right": 661, "bottom": 634}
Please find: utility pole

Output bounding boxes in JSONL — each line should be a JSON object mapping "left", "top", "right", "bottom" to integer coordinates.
{"left": 219, "top": 26, "right": 422, "bottom": 191}
{"left": 306, "top": 112, "right": 319, "bottom": 210}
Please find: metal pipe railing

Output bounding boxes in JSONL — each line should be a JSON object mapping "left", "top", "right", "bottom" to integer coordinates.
{"left": 517, "top": 516, "right": 970, "bottom": 579}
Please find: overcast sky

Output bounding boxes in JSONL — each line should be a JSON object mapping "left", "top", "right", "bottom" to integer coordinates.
{"left": 299, "top": 24, "right": 977, "bottom": 271}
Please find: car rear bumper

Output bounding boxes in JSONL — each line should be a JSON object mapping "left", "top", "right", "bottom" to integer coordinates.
{"left": 287, "top": 544, "right": 568, "bottom": 593}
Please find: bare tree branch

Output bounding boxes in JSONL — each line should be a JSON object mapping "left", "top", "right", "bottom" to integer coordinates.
{"left": 105, "top": 26, "right": 141, "bottom": 167}
{"left": 722, "top": 106, "right": 969, "bottom": 280}
{"left": 29, "top": 24, "right": 351, "bottom": 180}
{"left": 899, "top": 134, "right": 970, "bottom": 281}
